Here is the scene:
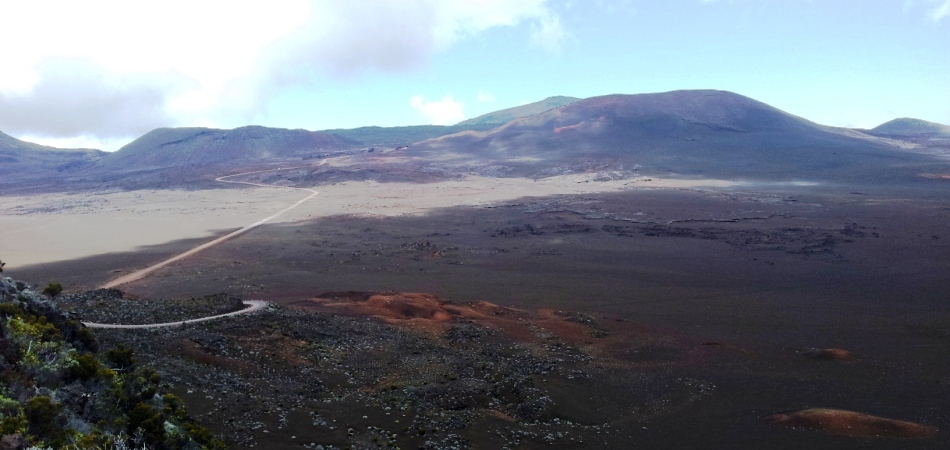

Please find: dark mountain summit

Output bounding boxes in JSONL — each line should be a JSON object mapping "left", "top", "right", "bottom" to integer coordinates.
{"left": 411, "top": 90, "right": 921, "bottom": 182}
{"left": 95, "top": 125, "right": 358, "bottom": 172}
{"left": 456, "top": 96, "right": 580, "bottom": 127}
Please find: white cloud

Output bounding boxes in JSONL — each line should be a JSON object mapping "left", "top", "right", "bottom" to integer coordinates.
{"left": 0, "top": 59, "right": 174, "bottom": 143}
{"left": 594, "top": 0, "right": 637, "bottom": 16}
{"left": 530, "top": 11, "right": 566, "bottom": 53}
{"left": 930, "top": 0, "right": 950, "bottom": 20}
{"left": 0, "top": 2, "right": 307, "bottom": 97}
{"left": 264, "top": 0, "right": 561, "bottom": 81}
{"left": 904, "top": 0, "right": 950, "bottom": 21}
{"left": 18, "top": 135, "right": 133, "bottom": 153}
{"left": 477, "top": 91, "right": 496, "bottom": 102}
{"left": 410, "top": 95, "right": 465, "bottom": 125}
{"left": 0, "top": 1, "right": 309, "bottom": 145}
{"left": 0, "top": 0, "right": 561, "bottom": 148}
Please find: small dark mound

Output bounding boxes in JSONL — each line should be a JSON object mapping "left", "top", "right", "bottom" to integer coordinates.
{"left": 802, "top": 348, "right": 860, "bottom": 362}
{"left": 768, "top": 408, "right": 937, "bottom": 438}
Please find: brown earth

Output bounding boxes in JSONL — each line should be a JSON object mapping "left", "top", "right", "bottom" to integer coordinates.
{"left": 768, "top": 408, "right": 938, "bottom": 438}
{"left": 297, "top": 291, "right": 713, "bottom": 368}
{"left": 11, "top": 183, "right": 950, "bottom": 449}
{"left": 802, "top": 348, "right": 861, "bottom": 362}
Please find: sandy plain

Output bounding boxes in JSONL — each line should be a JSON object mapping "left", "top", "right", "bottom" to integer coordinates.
{"left": 0, "top": 172, "right": 747, "bottom": 270}
{"left": 0, "top": 186, "right": 299, "bottom": 267}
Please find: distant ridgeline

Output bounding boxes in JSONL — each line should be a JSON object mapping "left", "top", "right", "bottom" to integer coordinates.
{"left": 0, "top": 131, "right": 104, "bottom": 180}
{"left": 867, "top": 118, "right": 950, "bottom": 138}
{"left": 0, "top": 277, "right": 223, "bottom": 449}
{"left": 455, "top": 96, "right": 581, "bottom": 126}
{"left": 2, "top": 91, "right": 949, "bottom": 188}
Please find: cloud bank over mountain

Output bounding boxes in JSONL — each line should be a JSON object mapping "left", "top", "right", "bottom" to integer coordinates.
{"left": 0, "top": 0, "right": 561, "bottom": 149}
{"left": 1, "top": 1, "right": 946, "bottom": 151}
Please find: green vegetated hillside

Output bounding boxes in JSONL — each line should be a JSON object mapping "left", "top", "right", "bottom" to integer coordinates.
{"left": 411, "top": 90, "right": 926, "bottom": 182}
{"left": 456, "top": 95, "right": 580, "bottom": 126}
{"left": 0, "top": 277, "right": 222, "bottom": 449}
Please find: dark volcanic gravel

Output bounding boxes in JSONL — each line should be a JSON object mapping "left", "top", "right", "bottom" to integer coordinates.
{"left": 57, "top": 289, "right": 246, "bottom": 324}
{"left": 64, "top": 291, "right": 720, "bottom": 449}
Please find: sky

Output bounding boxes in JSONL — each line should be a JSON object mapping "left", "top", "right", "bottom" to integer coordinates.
{"left": 1, "top": 0, "right": 948, "bottom": 151}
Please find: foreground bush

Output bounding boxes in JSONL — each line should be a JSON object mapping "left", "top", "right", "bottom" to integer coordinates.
{"left": 0, "top": 277, "right": 224, "bottom": 449}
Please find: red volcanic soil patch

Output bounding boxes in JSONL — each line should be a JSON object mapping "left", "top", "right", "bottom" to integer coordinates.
{"left": 802, "top": 348, "right": 861, "bottom": 362}
{"left": 768, "top": 408, "right": 938, "bottom": 438}
{"left": 358, "top": 292, "right": 454, "bottom": 322}
{"left": 306, "top": 291, "right": 527, "bottom": 322}
{"left": 300, "top": 291, "right": 536, "bottom": 337}
{"left": 294, "top": 291, "right": 723, "bottom": 367}
{"left": 553, "top": 123, "right": 583, "bottom": 134}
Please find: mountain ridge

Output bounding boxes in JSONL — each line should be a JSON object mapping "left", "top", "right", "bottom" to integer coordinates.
{"left": 4, "top": 90, "right": 946, "bottom": 190}
{"left": 95, "top": 125, "right": 358, "bottom": 172}
{"left": 869, "top": 118, "right": 950, "bottom": 137}
{"left": 320, "top": 123, "right": 497, "bottom": 147}
{"left": 410, "top": 89, "right": 922, "bottom": 182}
{"left": 456, "top": 96, "right": 580, "bottom": 127}
{"left": 0, "top": 131, "right": 106, "bottom": 179}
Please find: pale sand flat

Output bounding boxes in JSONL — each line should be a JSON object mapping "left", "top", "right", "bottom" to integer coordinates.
{"left": 0, "top": 174, "right": 746, "bottom": 268}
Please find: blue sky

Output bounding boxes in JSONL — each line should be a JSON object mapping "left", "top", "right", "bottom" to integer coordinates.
{"left": 1, "top": 1, "right": 948, "bottom": 151}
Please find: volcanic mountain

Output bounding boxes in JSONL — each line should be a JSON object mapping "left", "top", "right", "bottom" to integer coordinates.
{"left": 456, "top": 95, "right": 580, "bottom": 126}
{"left": 95, "top": 125, "right": 358, "bottom": 172}
{"left": 410, "top": 90, "right": 931, "bottom": 182}
{"left": 0, "top": 131, "right": 105, "bottom": 180}
{"left": 867, "top": 118, "right": 950, "bottom": 138}
{"left": 321, "top": 96, "right": 580, "bottom": 147}
{"left": 321, "top": 124, "right": 496, "bottom": 148}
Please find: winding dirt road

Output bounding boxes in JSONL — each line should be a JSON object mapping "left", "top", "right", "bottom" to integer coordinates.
{"left": 99, "top": 166, "right": 320, "bottom": 289}
{"left": 82, "top": 300, "right": 268, "bottom": 329}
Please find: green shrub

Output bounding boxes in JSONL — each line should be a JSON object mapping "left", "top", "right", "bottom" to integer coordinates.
{"left": 42, "top": 283, "right": 63, "bottom": 298}
{"left": 0, "top": 303, "right": 21, "bottom": 318}
{"left": 161, "top": 394, "right": 186, "bottom": 421}
{"left": 74, "top": 325, "right": 98, "bottom": 352}
{"left": 182, "top": 422, "right": 227, "bottom": 450}
{"left": 69, "top": 353, "right": 104, "bottom": 381}
{"left": 0, "top": 413, "right": 26, "bottom": 435}
{"left": 104, "top": 345, "right": 135, "bottom": 371}
{"left": 25, "top": 396, "right": 66, "bottom": 444}
{"left": 0, "top": 278, "right": 225, "bottom": 448}
{"left": 0, "top": 393, "right": 25, "bottom": 435}
{"left": 127, "top": 402, "right": 166, "bottom": 443}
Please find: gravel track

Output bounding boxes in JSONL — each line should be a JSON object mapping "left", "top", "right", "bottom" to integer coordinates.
{"left": 99, "top": 165, "right": 321, "bottom": 289}
{"left": 82, "top": 300, "right": 268, "bottom": 328}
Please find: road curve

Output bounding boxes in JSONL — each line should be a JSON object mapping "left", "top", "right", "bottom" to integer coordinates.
{"left": 99, "top": 165, "right": 321, "bottom": 289}
{"left": 83, "top": 300, "right": 268, "bottom": 329}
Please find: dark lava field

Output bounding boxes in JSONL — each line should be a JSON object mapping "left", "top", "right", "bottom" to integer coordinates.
{"left": 18, "top": 182, "right": 950, "bottom": 450}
